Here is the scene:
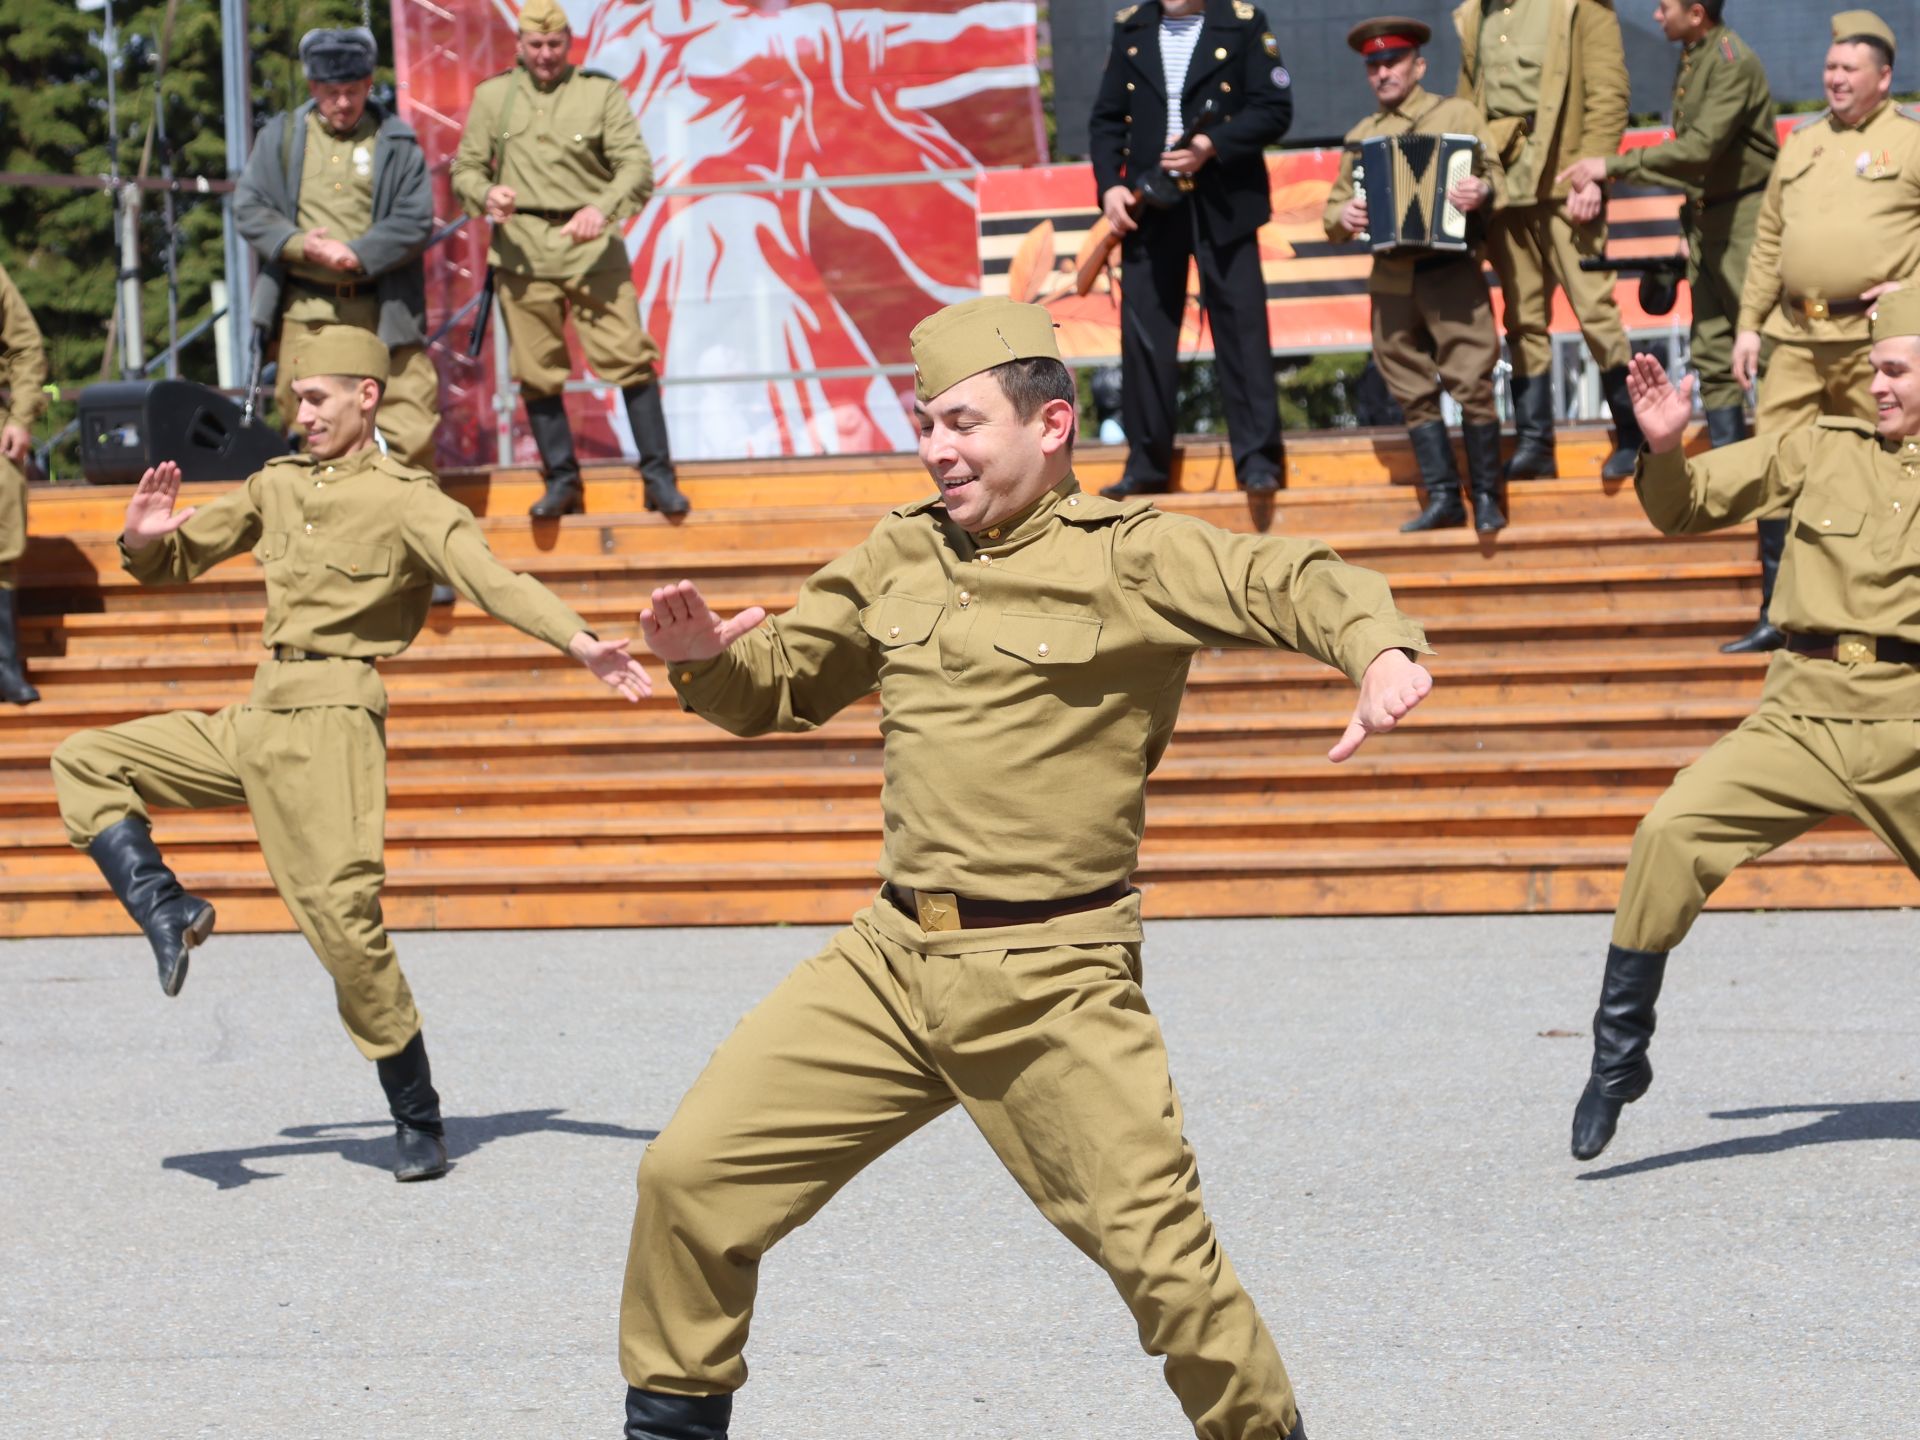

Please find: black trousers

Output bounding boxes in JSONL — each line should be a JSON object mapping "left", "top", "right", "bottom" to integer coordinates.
{"left": 1119, "top": 203, "right": 1283, "bottom": 488}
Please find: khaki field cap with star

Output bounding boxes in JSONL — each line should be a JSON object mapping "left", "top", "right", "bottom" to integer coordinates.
{"left": 1870, "top": 287, "right": 1920, "bottom": 341}
{"left": 909, "top": 297, "right": 1061, "bottom": 403}
{"left": 1832, "top": 9, "right": 1896, "bottom": 58}
{"left": 287, "top": 326, "right": 391, "bottom": 383}
{"left": 518, "top": 0, "right": 571, "bottom": 34}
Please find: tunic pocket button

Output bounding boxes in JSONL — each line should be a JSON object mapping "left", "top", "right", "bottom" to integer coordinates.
{"left": 304, "top": 523, "right": 314, "bottom": 534}
{"left": 889, "top": 625, "right": 901, "bottom": 638}
{"left": 1037, "top": 642, "right": 1050, "bottom": 657}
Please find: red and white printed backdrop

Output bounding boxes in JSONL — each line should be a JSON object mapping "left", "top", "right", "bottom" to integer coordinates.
{"left": 393, "top": 0, "right": 1045, "bottom": 467}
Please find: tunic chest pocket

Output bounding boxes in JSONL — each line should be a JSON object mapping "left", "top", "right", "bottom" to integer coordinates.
{"left": 252, "top": 532, "right": 289, "bottom": 564}
{"left": 323, "top": 541, "right": 393, "bottom": 580}
{"left": 992, "top": 610, "right": 1102, "bottom": 665}
{"left": 859, "top": 595, "right": 943, "bottom": 647}
{"left": 1797, "top": 503, "right": 1864, "bottom": 540}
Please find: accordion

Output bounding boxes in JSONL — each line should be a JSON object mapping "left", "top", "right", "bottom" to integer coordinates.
{"left": 1354, "top": 132, "right": 1480, "bottom": 255}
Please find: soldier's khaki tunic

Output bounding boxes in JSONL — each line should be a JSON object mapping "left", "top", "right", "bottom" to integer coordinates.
{"left": 1324, "top": 85, "right": 1508, "bottom": 426}
{"left": 276, "top": 112, "right": 441, "bottom": 468}
{"left": 450, "top": 64, "right": 659, "bottom": 399}
{"left": 1616, "top": 423, "right": 1920, "bottom": 950}
{"left": 1454, "top": 0, "right": 1631, "bottom": 377}
{"left": 622, "top": 477, "right": 1430, "bottom": 1439}
{"left": 50, "top": 447, "right": 587, "bottom": 1059}
{"left": 1737, "top": 102, "right": 1920, "bottom": 433}
{"left": 1605, "top": 24, "right": 1775, "bottom": 411}
{"left": 0, "top": 260, "right": 49, "bottom": 590}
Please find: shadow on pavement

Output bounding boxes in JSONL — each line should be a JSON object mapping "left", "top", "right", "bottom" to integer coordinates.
{"left": 161, "top": 1107, "right": 659, "bottom": 1190}
{"left": 1577, "top": 1099, "right": 1920, "bottom": 1182}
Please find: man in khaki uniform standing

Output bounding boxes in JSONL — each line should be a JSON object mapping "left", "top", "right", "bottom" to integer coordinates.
{"left": 450, "top": 0, "right": 688, "bottom": 519}
{"left": 235, "top": 28, "right": 441, "bottom": 468}
{"left": 50, "top": 328, "right": 650, "bottom": 1182}
{"left": 1724, "top": 10, "right": 1920, "bottom": 653}
{"left": 1453, "top": 0, "right": 1643, "bottom": 480}
{"left": 616, "top": 297, "right": 1435, "bottom": 1439}
{"left": 1325, "top": 17, "right": 1508, "bottom": 533}
{"left": 0, "top": 258, "right": 48, "bottom": 705}
{"left": 1572, "top": 292, "right": 1920, "bottom": 1162}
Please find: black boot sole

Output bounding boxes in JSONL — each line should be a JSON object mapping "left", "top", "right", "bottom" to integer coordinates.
{"left": 158, "top": 901, "right": 216, "bottom": 998}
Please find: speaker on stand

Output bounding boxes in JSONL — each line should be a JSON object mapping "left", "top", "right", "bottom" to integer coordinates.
{"left": 76, "top": 379, "right": 288, "bottom": 485}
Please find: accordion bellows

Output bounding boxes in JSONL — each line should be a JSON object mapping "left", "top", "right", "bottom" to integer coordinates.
{"left": 1356, "top": 133, "right": 1478, "bottom": 255}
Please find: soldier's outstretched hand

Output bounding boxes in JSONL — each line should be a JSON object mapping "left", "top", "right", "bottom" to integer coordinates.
{"left": 1329, "top": 648, "right": 1432, "bottom": 763}
{"left": 569, "top": 633, "right": 652, "bottom": 702}
{"left": 1624, "top": 352, "right": 1692, "bottom": 454}
{"left": 122, "top": 461, "right": 196, "bottom": 548}
{"left": 641, "top": 580, "right": 768, "bottom": 662}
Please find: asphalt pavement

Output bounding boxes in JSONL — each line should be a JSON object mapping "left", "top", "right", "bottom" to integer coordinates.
{"left": 2, "top": 909, "right": 1915, "bottom": 1439}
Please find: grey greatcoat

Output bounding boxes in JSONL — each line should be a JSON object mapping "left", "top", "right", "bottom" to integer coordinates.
{"left": 235, "top": 99, "right": 434, "bottom": 349}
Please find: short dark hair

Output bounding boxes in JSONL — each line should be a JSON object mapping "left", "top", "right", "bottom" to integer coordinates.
{"left": 990, "top": 356, "right": 1077, "bottom": 451}
{"left": 1695, "top": 0, "right": 1725, "bottom": 23}
{"left": 1837, "top": 33, "right": 1895, "bottom": 69}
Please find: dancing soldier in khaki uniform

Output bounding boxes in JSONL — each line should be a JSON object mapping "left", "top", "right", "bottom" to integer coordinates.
{"left": 1325, "top": 17, "right": 1508, "bottom": 534}
{"left": 0, "top": 258, "right": 48, "bottom": 705}
{"left": 50, "top": 329, "right": 651, "bottom": 1182}
{"left": 1726, "top": 10, "right": 1920, "bottom": 653}
{"left": 1453, "top": 0, "right": 1644, "bottom": 480}
{"left": 1559, "top": 0, "right": 1777, "bottom": 652}
{"left": 235, "top": 28, "right": 441, "bottom": 468}
{"left": 1572, "top": 288, "right": 1920, "bottom": 1161}
{"left": 616, "top": 298, "right": 1436, "bottom": 1439}
{"left": 450, "top": 0, "right": 688, "bottom": 519}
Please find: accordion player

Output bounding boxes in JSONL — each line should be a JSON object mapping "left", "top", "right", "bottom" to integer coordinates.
{"left": 1353, "top": 132, "right": 1481, "bottom": 255}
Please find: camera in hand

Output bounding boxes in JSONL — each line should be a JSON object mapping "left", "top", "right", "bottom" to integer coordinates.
{"left": 1135, "top": 100, "right": 1220, "bottom": 211}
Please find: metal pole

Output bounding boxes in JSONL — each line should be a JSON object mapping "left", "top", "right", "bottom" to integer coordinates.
{"left": 220, "top": 0, "right": 255, "bottom": 370}
{"left": 102, "top": 0, "right": 147, "bottom": 375}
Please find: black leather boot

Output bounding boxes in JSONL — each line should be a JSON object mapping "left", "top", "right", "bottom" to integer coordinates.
{"left": 1571, "top": 943, "right": 1670, "bottom": 1161}
{"left": 1099, "top": 470, "right": 1170, "bottom": 500}
{"left": 0, "top": 588, "right": 39, "bottom": 705}
{"left": 1721, "top": 516, "right": 1786, "bottom": 653}
{"left": 1462, "top": 418, "right": 1507, "bottom": 533}
{"left": 1504, "top": 372, "right": 1558, "bottom": 479}
{"left": 526, "top": 394, "right": 584, "bottom": 518}
{"left": 1401, "top": 421, "right": 1467, "bottom": 531}
{"left": 376, "top": 1030, "right": 448, "bottom": 1182}
{"left": 86, "top": 817, "right": 215, "bottom": 997}
{"left": 1599, "top": 363, "right": 1648, "bottom": 481}
{"left": 623, "top": 381, "right": 691, "bottom": 516}
{"left": 625, "top": 1387, "right": 732, "bottom": 1439}
{"left": 1704, "top": 405, "right": 1749, "bottom": 449}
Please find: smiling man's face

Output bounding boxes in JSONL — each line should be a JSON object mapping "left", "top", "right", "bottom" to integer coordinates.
{"left": 914, "top": 370, "right": 1070, "bottom": 533}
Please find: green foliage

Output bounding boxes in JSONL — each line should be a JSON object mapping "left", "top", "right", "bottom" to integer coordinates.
{"left": 0, "top": 0, "right": 393, "bottom": 474}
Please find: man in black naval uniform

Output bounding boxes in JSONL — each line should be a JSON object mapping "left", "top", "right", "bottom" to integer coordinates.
{"left": 1089, "top": 0, "right": 1293, "bottom": 497}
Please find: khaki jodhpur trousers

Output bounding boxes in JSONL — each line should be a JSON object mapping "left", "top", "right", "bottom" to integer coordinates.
{"left": 1485, "top": 199, "right": 1629, "bottom": 379}
{"left": 621, "top": 892, "right": 1301, "bottom": 1440}
{"left": 50, "top": 699, "right": 420, "bottom": 1059}
{"left": 1613, "top": 707, "right": 1920, "bottom": 952}
{"left": 0, "top": 451, "right": 26, "bottom": 588}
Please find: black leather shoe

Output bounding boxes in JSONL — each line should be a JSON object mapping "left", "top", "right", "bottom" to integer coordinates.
{"left": 1099, "top": 473, "right": 1169, "bottom": 500}
{"left": 86, "top": 817, "right": 215, "bottom": 996}
{"left": 1504, "top": 373, "right": 1559, "bottom": 479}
{"left": 1720, "top": 620, "right": 1784, "bottom": 654}
{"left": 378, "top": 1031, "right": 448, "bottom": 1181}
{"left": 1401, "top": 421, "right": 1466, "bottom": 531}
{"left": 525, "top": 395, "right": 585, "bottom": 517}
{"left": 1571, "top": 944, "right": 1669, "bottom": 1161}
{"left": 393, "top": 1124, "right": 449, "bottom": 1182}
{"left": 1463, "top": 419, "right": 1507, "bottom": 533}
{"left": 1241, "top": 469, "right": 1281, "bottom": 496}
{"left": 626, "top": 1387, "right": 732, "bottom": 1439}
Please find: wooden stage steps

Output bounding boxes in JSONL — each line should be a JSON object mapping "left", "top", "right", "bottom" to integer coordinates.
{"left": 5, "top": 428, "right": 1913, "bottom": 936}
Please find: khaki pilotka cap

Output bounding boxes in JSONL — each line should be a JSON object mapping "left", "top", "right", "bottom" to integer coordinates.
{"left": 1831, "top": 9, "right": 1897, "bottom": 59}
{"left": 286, "top": 327, "right": 392, "bottom": 383}
{"left": 909, "top": 297, "right": 1062, "bottom": 403}
{"left": 1870, "top": 286, "right": 1920, "bottom": 340}
{"left": 518, "top": 0, "right": 571, "bottom": 34}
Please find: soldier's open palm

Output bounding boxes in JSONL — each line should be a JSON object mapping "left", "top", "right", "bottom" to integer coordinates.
{"left": 641, "top": 580, "right": 767, "bottom": 662}
{"left": 1624, "top": 353, "right": 1693, "bottom": 452}
{"left": 123, "top": 461, "right": 196, "bottom": 543}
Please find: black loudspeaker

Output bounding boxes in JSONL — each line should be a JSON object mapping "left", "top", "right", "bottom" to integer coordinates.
{"left": 77, "top": 380, "right": 288, "bottom": 485}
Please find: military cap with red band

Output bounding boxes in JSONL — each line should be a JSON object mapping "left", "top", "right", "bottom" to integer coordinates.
{"left": 1347, "top": 17, "right": 1431, "bottom": 58}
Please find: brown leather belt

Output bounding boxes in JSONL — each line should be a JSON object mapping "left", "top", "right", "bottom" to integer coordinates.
{"left": 1696, "top": 180, "right": 1768, "bottom": 212}
{"left": 1784, "top": 631, "right": 1920, "bottom": 665}
{"left": 289, "top": 275, "right": 370, "bottom": 300}
{"left": 1786, "top": 294, "right": 1872, "bottom": 320}
{"left": 272, "top": 646, "right": 372, "bottom": 663}
{"left": 516, "top": 207, "right": 576, "bottom": 223}
{"left": 885, "top": 880, "right": 1130, "bottom": 933}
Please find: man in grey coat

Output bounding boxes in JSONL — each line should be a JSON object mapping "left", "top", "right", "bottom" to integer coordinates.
{"left": 236, "top": 27, "right": 440, "bottom": 467}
